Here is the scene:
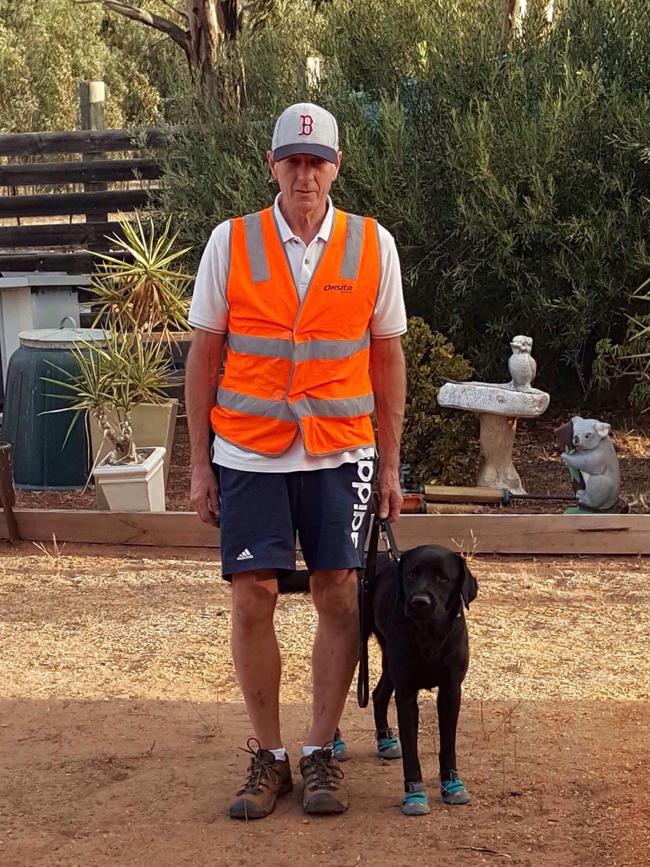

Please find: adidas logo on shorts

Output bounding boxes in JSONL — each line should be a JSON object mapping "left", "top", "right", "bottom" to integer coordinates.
{"left": 236, "top": 548, "right": 254, "bottom": 561}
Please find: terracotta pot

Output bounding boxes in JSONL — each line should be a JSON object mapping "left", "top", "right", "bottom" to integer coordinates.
{"left": 400, "top": 493, "right": 425, "bottom": 514}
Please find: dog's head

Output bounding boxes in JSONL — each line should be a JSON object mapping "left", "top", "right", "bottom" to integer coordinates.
{"left": 398, "top": 545, "right": 478, "bottom": 627}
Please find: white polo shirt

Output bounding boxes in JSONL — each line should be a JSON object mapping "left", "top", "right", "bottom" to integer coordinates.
{"left": 189, "top": 195, "right": 407, "bottom": 472}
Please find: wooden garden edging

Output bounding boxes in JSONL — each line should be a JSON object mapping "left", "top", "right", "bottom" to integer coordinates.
{"left": 1, "top": 510, "right": 649, "bottom": 555}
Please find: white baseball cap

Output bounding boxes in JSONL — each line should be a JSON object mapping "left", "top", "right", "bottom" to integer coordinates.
{"left": 271, "top": 102, "right": 339, "bottom": 164}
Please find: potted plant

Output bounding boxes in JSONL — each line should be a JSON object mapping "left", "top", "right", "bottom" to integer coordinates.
{"left": 85, "top": 212, "right": 194, "bottom": 489}
{"left": 45, "top": 329, "right": 176, "bottom": 511}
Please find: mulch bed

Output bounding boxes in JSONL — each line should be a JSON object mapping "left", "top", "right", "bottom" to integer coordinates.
{"left": 14, "top": 406, "right": 650, "bottom": 514}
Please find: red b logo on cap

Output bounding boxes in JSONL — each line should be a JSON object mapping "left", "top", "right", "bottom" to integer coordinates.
{"left": 299, "top": 114, "right": 314, "bottom": 136}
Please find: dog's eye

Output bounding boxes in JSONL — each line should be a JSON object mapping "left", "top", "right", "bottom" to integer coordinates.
{"left": 438, "top": 575, "right": 450, "bottom": 583}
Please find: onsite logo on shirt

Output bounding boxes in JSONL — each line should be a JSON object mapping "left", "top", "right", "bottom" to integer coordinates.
{"left": 323, "top": 283, "right": 353, "bottom": 293}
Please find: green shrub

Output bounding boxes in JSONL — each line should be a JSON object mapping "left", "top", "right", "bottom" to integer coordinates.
{"left": 159, "top": 0, "right": 650, "bottom": 406}
{"left": 0, "top": 0, "right": 184, "bottom": 132}
{"left": 593, "top": 279, "right": 650, "bottom": 411}
{"left": 401, "top": 317, "right": 476, "bottom": 486}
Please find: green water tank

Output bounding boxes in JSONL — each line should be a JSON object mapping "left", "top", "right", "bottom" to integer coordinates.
{"left": 2, "top": 327, "right": 105, "bottom": 490}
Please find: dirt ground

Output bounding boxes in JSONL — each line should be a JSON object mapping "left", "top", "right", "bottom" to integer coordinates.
{"left": 0, "top": 545, "right": 648, "bottom": 866}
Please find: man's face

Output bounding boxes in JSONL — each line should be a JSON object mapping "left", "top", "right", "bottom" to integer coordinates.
{"left": 267, "top": 151, "right": 342, "bottom": 213}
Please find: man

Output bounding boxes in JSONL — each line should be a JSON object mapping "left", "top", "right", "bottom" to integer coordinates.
{"left": 185, "top": 102, "right": 407, "bottom": 819}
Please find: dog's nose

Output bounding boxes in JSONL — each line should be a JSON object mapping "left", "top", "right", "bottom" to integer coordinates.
{"left": 410, "top": 594, "right": 431, "bottom": 608}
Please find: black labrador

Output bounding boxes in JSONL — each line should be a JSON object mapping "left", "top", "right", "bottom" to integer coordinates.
{"left": 368, "top": 544, "right": 478, "bottom": 815}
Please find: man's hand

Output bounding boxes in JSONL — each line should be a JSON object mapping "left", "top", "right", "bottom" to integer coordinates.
{"left": 376, "top": 465, "right": 403, "bottom": 522}
{"left": 370, "top": 336, "right": 406, "bottom": 523}
{"left": 185, "top": 329, "right": 225, "bottom": 526}
{"left": 190, "top": 463, "right": 220, "bottom": 526}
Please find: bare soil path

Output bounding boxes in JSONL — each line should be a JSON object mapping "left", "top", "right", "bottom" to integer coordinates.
{"left": 1, "top": 545, "right": 648, "bottom": 866}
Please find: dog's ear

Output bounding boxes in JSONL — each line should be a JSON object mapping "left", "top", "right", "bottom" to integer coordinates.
{"left": 457, "top": 554, "right": 478, "bottom": 609}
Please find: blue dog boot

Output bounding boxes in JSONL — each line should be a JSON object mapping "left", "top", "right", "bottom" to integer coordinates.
{"left": 402, "top": 781, "right": 430, "bottom": 815}
{"left": 440, "top": 770, "right": 470, "bottom": 805}
{"left": 332, "top": 728, "right": 350, "bottom": 762}
{"left": 376, "top": 727, "right": 402, "bottom": 760}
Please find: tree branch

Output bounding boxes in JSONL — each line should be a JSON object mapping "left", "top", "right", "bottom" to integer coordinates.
{"left": 78, "top": 0, "right": 190, "bottom": 51}
{"left": 158, "top": 0, "right": 187, "bottom": 19}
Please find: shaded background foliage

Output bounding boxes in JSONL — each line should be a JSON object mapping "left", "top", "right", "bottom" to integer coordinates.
{"left": 400, "top": 318, "right": 476, "bottom": 486}
{"left": 1, "top": 0, "right": 649, "bottom": 414}
{"left": 0, "top": 0, "right": 185, "bottom": 131}
{"left": 157, "top": 0, "right": 650, "bottom": 407}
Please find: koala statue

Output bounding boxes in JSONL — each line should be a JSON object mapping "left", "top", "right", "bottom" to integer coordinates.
{"left": 560, "top": 417, "right": 621, "bottom": 511}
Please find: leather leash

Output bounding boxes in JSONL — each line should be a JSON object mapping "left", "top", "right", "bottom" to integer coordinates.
{"left": 357, "top": 513, "right": 400, "bottom": 708}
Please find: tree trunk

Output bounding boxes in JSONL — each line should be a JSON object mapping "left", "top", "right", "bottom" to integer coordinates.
{"left": 500, "top": 0, "right": 521, "bottom": 54}
{"left": 185, "top": 0, "right": 241, "bottom": 96}
{"left": 98, "top": 1, "right": 244, "bottom": 99}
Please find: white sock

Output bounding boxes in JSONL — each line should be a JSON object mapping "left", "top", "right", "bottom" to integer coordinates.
{"left": 302, "top": 745, "right": 322, "bottom": 758}
{"left": 270, "top": 747, "right": 287, "bottom": 761}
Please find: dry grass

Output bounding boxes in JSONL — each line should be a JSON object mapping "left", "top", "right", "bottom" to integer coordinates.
{"left": 0, "top": 545, "right": 647, "bottom": 706}
{"left": 612, "top": 427, "right": 650, "bottom": 458}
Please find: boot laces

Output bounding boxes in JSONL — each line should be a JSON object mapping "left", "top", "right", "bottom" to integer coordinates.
{"left": 238, "top": 738, "right": 282, "bottom": 795}
{"left": 305, "top": 745, "right": 344, "bottom": 791}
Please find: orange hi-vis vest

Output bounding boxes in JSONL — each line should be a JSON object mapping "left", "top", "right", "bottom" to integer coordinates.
{"left": 210, "top": 206, "right": 381, "bottom": 457}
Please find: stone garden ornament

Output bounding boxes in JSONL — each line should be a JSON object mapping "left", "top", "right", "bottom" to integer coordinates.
{"left": 507, "top": 335, "right": 536, "bottom": 391}
{"left": 437, "top": 335, "right": 550, "bottom": 494}
{"left": 559, "top": 417, "right": 621, "bottom": 511}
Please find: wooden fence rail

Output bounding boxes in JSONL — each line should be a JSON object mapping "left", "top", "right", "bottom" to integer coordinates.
{"left": 0, "top": 189, "right": 159, "bottom": 219}
{"left": 0, "top": 128, "right": 169, "bottom": 158}
{"left": 0, "top": 158, "right": 162, "bottom": 186}
{"left": 0, "top": 250, "right": 127, "bottom": 274}
{"left": 0, "top": 221, "right": 124, "bottom": 248}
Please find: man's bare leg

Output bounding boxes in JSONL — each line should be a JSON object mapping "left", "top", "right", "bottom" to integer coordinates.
{"left": 231, "top": 569, "right": 282, "bottom": 748}
{"left": 307, "top": 568, "right": 359, "bottom": 746}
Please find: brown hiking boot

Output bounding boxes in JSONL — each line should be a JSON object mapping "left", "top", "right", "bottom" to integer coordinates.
{"left": 229, "top": 739, "right": 293, "bottom": 820}
{"left": 299, "top": 746, "right": 348, "bottom": 814}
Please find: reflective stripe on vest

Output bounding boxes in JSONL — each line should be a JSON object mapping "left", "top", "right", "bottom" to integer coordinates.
{"left": 226, "top": 332, "right": 371, "bottom": 361}
{"left": 217, "top": 386, "right": 375, "bottom": 422}
{"left": 243, "top": 212, "right": 270, "bottom": 283}
{"left": 242, "top": 210, "right": 366, "bottom": 285}
{"left": 211, "top": 207, "right": 381, "bottom": 457}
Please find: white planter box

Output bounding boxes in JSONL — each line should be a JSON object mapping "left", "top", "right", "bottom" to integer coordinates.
{"left": 93, "top": 446, "right": 166, "bottom": 512}
{"left": 89, "top": 400, "right": 178, "bottom": 482}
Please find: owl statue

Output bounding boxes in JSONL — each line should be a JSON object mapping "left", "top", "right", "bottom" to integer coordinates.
{"left": 507, "top": 335, "right": 536, "bottom": 391}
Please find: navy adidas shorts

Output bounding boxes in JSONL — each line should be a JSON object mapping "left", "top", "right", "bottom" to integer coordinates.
{"left": 216, "top": 459, "right": 375, "bottom": 580}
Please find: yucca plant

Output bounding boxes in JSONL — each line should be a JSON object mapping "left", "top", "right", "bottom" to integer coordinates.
{"left": 44, "top": 330, "right": 176, "bottom": 465}
{"left": 89, "top": 212, "right": 193, "bottom": 337}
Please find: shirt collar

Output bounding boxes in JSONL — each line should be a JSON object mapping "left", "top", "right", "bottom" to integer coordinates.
{"left": 273, "top": 194, "right": 334, "bottom": 244}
